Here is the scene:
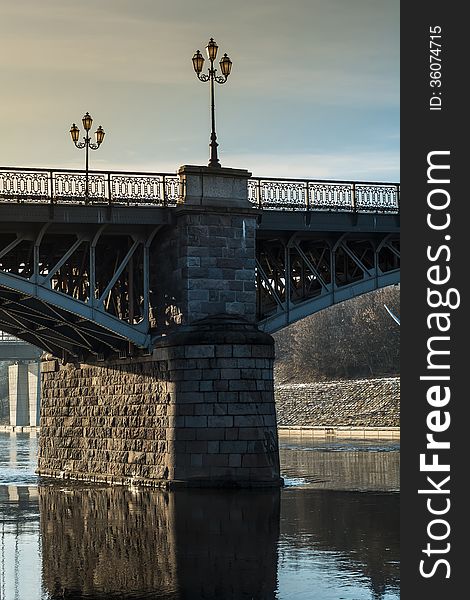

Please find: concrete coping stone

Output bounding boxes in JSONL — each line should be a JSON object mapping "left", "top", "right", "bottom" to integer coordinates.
{"left": 178, "top": 165, "right": 252, "bottom": 179}
{"left": 177, "top": 164, "right": 254, "bottom": 210}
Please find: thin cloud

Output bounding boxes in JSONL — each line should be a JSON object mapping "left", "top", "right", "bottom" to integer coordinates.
{"left": 0, "top": 0, "right": 399, "bottom": 181}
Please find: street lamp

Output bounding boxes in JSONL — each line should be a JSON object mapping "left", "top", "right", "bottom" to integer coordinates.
{"left": 192, "top": 38, "right": 232, "bottom": 168}
{"left": 70, "top": 112, "right": 105, "bottom": 201}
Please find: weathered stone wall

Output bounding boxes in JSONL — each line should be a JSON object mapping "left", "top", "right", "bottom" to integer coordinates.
{"left": 38, "top": 319, "right": 281, "bottom": 488}
{"left": 176, "top": 208, "right": 257, "bottom": 323}
{"left": 275, "top": 377, "right": 400, "bottom": 427}
{"left": 151, "top": 207, "right": 257, "bottom": 332}
{"left": 150, "top": 166, "right": 257, "bottom": 333}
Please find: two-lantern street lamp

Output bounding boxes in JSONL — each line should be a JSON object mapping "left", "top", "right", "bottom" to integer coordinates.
{"left": 68, "top": 40, "right": 229, "bottom": 196}
{"left": 192, "top": 38, "right": 232, "bottom": 168}
{"left": 70, "top": 112, "right": 105, "bottom": 202}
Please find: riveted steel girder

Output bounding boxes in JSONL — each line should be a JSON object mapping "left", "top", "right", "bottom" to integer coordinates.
{"left": 256, "top": 229, "right": 400, "bottom": 333}
{"left": 0, "top": 221, "right": 161, "bottom": 361}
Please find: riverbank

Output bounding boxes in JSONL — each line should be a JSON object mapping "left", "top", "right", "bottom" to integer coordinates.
{"left": 0, "top": 424, "right": 399, "bottom": 440}
{"left": 275, "top": 376, "right": 400, "bottom": 429}
{"left": 279, "top": 425, "right": 399, "bottom": 440}
{"left": 1, "top": 376, "right": 400, "bottom": 437}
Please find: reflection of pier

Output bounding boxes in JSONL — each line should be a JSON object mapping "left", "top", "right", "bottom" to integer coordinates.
{"left": 0, "top": 484, "right": 39, "bottom": 522}
{"left": 39, "top": 486, "right": 280, "bottom": 599}
{"left": 0, "top": 484, "right": 40, "bottom": 600}
{"left": 37, "top": 482, "right": 399, "bottom": 600}
{"left": 0, "top": 331, "right": 41, "bottom": 427}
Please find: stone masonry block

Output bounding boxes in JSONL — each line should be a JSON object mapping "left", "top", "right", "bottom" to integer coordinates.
{"left": 213, "top": 404, "right": 228, "bottom": 416}
{"left": 213, "top": 380, "right": 229, "bottom": 392}
{"left": 207, "top": 415, "right": 234, "bottom": 428}
{"left": 233, "top": 346, "right": 252, "bottom": 358}
{"left": 207, "top": 441, "right": 219, "bottom": 453}
{"left": 220, "top": 368, "right": 241, "bottom": 380}
{"left": 225, "top": 428, "right": 239, "bottom": 441}
{"left": 215, "top": 346, "right": 233, "bottom": 358}
{"left": 229, "top": 454, "right": 242, "bottom": 468}
{"left": 185, "top": 345, "right": 215, "bottom": 359}
{"left": 226, "top": 302, "right": 246, "bottom": 315}
{"left": 237, "top": 427, "right": 267, "bottom": 441}
{"left": 229, "top": 381, "right": 257, "bottom": 392}
{"left": 194, "top": 402, "right": 215, "bottom": 416}
{"left": 196, "top": 428, "right": 225, "bottom": 441}
{"left": 220, "top": 441, "right": 247, "bottom": 454}
{"left": 234, "top": 415, "right": 265, "bottom": 427}
{"left": 184, "top": 416, "right": 208, "bottom": 428}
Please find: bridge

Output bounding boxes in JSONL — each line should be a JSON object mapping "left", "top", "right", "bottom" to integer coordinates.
{"left": 0, "top": 164, "right": 399, "bottom": 488}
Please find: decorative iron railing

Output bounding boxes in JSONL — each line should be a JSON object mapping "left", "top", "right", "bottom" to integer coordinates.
{"left": 248, "top": 177, "right": 400, "bottom": 213}
{"left": 0, "top": 167, "right": 400, "bottom": 213}
{"left": 0, "top": 167, "right": 180, "bottom": 206}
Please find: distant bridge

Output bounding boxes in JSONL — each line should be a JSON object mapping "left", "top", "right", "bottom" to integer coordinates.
{"left": 0, "top": 331, "right": 42, "bottom": 361}
{"left": 0, "top": 331, "right": 41, "bottom": 428}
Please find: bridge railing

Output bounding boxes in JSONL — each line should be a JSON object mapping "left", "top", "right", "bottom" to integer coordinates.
{"left": 0, "top": 167, "right": 180, "bottom": 206}
{"left": 0, "top": 167, "right": 400, "bottom": 213}
{"left": 248, "top": 178, "right": 400, "bottom": 213}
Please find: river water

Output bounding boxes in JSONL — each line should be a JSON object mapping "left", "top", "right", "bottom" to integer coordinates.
{"left": 0, "top": 432, "right": 399, "bottom": 600}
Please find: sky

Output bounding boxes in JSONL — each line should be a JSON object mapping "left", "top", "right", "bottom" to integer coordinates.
{"left": 1, "top": 0, "right": 399, "bottom": 181}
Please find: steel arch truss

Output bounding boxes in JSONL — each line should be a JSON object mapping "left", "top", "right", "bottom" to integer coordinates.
{"left": 256, "top": 233, "right": 400, "bottom": 333}
{"left": 0, "top": 224, "right": 160, "bottom": 360}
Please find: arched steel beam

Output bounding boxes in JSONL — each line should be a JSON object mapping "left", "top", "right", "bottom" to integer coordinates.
{"left": 0, "top": 271, "right": 151, "bottom": 355}
{"left": 258, "top": 269, "right": 400, "bottom": 334}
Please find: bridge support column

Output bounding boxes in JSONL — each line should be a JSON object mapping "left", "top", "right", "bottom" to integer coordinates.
{"left": 8, "top": 360, "right": 40, "bottom": 427}
{"left": 38, "top": 165, "right": 281, "bottom": 487}
{"left": 38, "top": 318, "right": 279, "bottom": 487}
{"left": 9, "top": 363, "right": 30, "bottom": 426}
{"left": 28, "top": 362, "right": 41, "bottom": 426}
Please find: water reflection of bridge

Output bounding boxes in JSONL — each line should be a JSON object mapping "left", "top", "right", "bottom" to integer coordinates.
{"left": 35, "top": 484, "right": 397, "bottom": 599}
{"left": 0, "top": 432, "right": 399, "bottom": 600}
{"left": 281, "top": 489, "right": 399, "bottom": 600}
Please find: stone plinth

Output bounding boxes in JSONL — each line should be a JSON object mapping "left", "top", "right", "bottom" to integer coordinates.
{"left": 178, "top": 165, "right": 252, "bottom": 208}
{"left": 38, "top": 318, "right": 281, "bottom": 488}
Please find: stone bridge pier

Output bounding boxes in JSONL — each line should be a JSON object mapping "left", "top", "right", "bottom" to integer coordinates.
{"left": 38, "top": 166, "right": 281, "bottom": 488}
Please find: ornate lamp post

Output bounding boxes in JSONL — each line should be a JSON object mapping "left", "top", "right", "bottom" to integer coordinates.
{"left": 70, "top": 112, "right": 105, "bottom": 201}
{"left": 192, "top": 38, "right": 232, "bottom": 168}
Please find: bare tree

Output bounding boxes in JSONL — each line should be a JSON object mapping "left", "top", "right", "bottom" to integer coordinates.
{"left": 274, "top": 285, "right": 400, "bottom": 383}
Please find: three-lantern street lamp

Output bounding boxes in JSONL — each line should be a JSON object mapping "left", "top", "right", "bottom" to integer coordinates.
{"left": 70, "top": 112, "right": 105, "bottom": 201}
{"left": 192, "top": 38, "right": 232, "bottom": 168}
